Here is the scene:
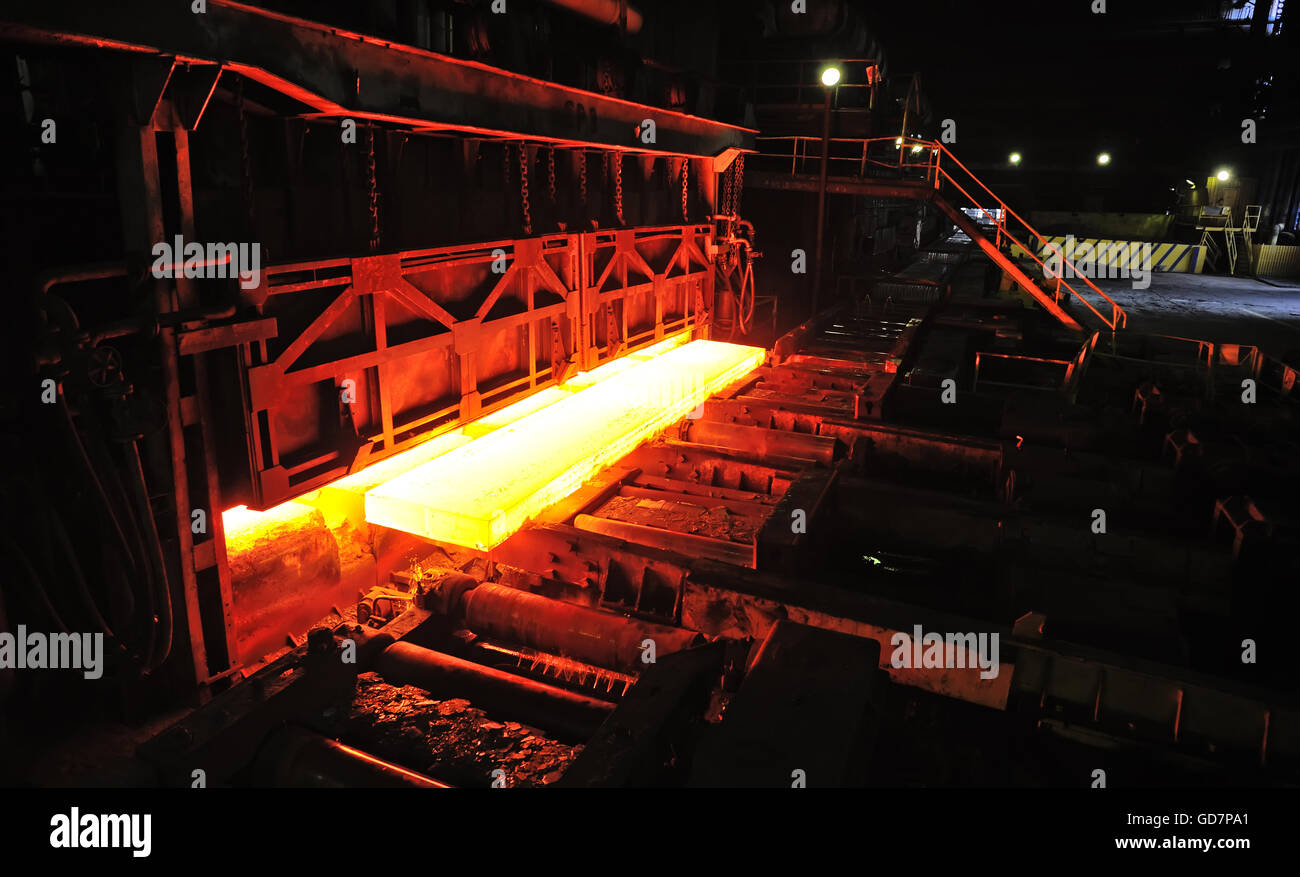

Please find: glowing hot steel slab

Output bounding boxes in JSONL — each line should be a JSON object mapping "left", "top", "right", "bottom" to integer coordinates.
{"left": 220, "top": 334, "right": 695, "bottom": 536}
{"left": 364, "top": 339, "right": 765, "bottom": 549}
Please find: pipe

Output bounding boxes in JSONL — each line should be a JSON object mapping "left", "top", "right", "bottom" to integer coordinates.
{"left": 681, "top": 418, "right": 837, "bottom": 466}
{"left": 39, "top": 262, "right": 128, "bottom": 298}
{"left": 255, "top": 726, "right": 451, "bottom": 788}
{"left": 459, "top": 583, "right": 703, "bottom": 672}
{"left": 125, "top": 439, "right": 174, "bottom": 668}
{"left": 38, "top": 255, "right": 239, "bottom": 297}
{"left": 542, "top": 0, "right": 643, "bottom": 34}
{"left": 375, "top": 641, "right": 614, "bottom": 741}
{"left": 811, "top": 86, "right": 832, "bottom": 316}
{"left": 36, "top": 259, "right": 238, "bottom": 346}
{"left": 89, "top": 302, "right": 239, "bottom": 346}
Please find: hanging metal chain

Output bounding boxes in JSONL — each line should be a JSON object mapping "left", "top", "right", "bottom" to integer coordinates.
{"left": 732, "top": 154, "right": 745, "bottom": 217}
{"left": 518, "top": 144, "right": 532, "bottom": 235}
{"left": 681, "top": 157, "right": 690, "bottom": 222}
{"left": 547, "top": 147, "right": 557, "bottom": 204}
{"left": 236, "top": 79, "right": 255, "bottom": 237}
{"left": 720, "top": 160, "right": 734, "bottom": 218}
{"left": 578, "top": 150, "right": 587, "bottom": 206}
{"left": 613, "top": 152, "right": 623, "bottom": 226}
{"left": 366, "top": 126, "right": 379, "bottom": 252}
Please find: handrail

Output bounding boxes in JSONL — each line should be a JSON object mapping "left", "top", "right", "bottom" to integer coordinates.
{"left": 915, "top": 138, "right": 1123, "bottom": 331}
{"left": 869, "top": 137, "right": 1127, "bottom": 332}
{"left": 750, "top": 135, "right": 1129, "bottom": 332}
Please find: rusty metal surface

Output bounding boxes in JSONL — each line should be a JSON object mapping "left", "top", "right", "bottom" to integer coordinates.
{"left": 338, "top": 673, "right": 584, "bottom": 787}
{"left": 574, "top": 512, "right": 757, "bottom": 567}
{"left": 580, "top": 226, "right": 715, "bottom": 368}
{"left": 0, "top": 0, "right": 754, "bottom": 157}
{"left": 237, "top": 226, "right": 710, "bottom": 509}
{"left": 558, "top": 642, "right": 726, "bottom": 787}
{"left": 375, "top": 641, "right": 613, "bottom": 740}
{"left": 254, "top": 725, "right": 452, "bottom": 788}
{"left": 461, "top": 583, "right": 702, "bottom": 672}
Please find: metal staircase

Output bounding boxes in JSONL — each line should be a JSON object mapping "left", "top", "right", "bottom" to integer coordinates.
{"left": 748, "top": 136, "right": 1129, "bottom": 336}
{"left": 1197, "top": 205, "right": 1262, "bottom": 275}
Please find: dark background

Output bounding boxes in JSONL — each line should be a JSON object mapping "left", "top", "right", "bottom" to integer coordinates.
{"left": 864, "top": 0, "right": 1296, "bottom": 211}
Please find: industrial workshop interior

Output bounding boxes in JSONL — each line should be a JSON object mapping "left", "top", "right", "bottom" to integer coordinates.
{"left": 2, "top": 0, "right": 1300, "bottom": 821}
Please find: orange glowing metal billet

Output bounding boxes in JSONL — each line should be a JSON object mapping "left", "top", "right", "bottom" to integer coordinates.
{"left": 219, "top": 333, "right": 701, "bottom": 540}
{"left": 363, "top": 339, "right": 765, "bottom": 549}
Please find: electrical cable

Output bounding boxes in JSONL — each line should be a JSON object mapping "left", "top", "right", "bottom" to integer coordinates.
{"left": 45, "top": 500, "right": 117, "bottom": 642}
{"left": 125, "top": 439, "right": 173, "bottom": 669}
{"left": 57, "top": 396, "right": 137, "bottom": 569}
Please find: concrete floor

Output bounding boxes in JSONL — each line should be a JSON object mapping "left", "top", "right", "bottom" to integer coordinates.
{"left": 1092, "top": 272, "right": 1300, "bottom": 356}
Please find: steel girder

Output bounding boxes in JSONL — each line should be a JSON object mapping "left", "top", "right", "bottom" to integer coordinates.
{"left": 0, "top": 0, "right": 755, "bottom": 159}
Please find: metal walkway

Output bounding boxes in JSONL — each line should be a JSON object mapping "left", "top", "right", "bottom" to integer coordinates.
{"left": 749, "top": 137, "right": 1130, "bottom": 336}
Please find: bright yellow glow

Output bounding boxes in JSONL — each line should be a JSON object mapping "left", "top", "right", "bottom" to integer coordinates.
{"left": 558, "top": 333, "right": 689, "bottom": 391}
{"left": 315, "top": 430, "right": 474, "bottom": 527}
{"left": 820, "top": 66, "right": 841, "bottom": 87}
{"left": 1009, "top": 152, "right": 1022, "bottom": 164}
{"left": 1097, "top": 152, "right": 1111, "bottom": 166}
{"left": 462, "top": 388, "right": 569, "bottom": 438}
{"left": 222, "top": 500, "right": 323, "bottom": 555}
{"left": 1216, "top": 168, "right": 1231, "bottom": 181}
{"left": 364, "top": 339, "right": 765, "bottom": 550}
{"left": 222, "top": 333, "right": 701, "bottom": 539}
{"left": 311, "top": 333, "right": 693, "bottom": 526}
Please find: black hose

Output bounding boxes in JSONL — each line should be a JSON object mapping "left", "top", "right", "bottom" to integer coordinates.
{"left": 713, "top": 247, "right": 755, "bottom": 341}
{"left": 91, "top": 449, "right": 142, "bottom": 626}
{"left": 81, "top": 408, "right": 146, "bottom": 575}
{"left": 57, "top": 396, "right": 137, "bottom": 570}
{"left": 714, "top": 264, "right": 739, "bottom": 341}
{"left": 45, "top": 502, "right": 117, "bottom": 642}
{"left": 51, "top": 395, "right": 169, "bottom": 670}
{"left": 81, "top": 419, "right": 157, "bottom": 665}
{"left": 125, "top": 439, "right": 173, "bottom": 669}
{"left": 34, "top": 281, "right": 176, "bottom": 674}
{"left": 55, "top": 396, "right": 155, "bottom": 667}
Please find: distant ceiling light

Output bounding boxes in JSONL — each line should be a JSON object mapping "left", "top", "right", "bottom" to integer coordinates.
{"left": 820, "top": 66, "right": 842, "bottom": 87}
{"left": 1097, "top": 152, "right": 1111, "bottom": 166}
{"left": 1216, "top": 169, "right": 1231, "bottom": 181}
{"left": 1185, "top": 179, "right": 1196, "bottom": 187}
{"left": 911, "top": 144, "right": 924, "bottom": 153}
{"left": 1009, "top": 152, "right": 1022, "bottom": 165}
{"left": 895, "top": 137, "right": 904, "bottom": 147}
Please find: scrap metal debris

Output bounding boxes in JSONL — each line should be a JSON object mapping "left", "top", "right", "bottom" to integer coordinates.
{"left": 336, "top": 673, "right": 583, "bottom": 787}
{"left": 595, "top": 495, "right": 761, "bottom": 543}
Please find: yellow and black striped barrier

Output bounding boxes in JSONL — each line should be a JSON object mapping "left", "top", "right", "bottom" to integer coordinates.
{"left": 1011, "top": 237, "right": 1205, "bottom": 273}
